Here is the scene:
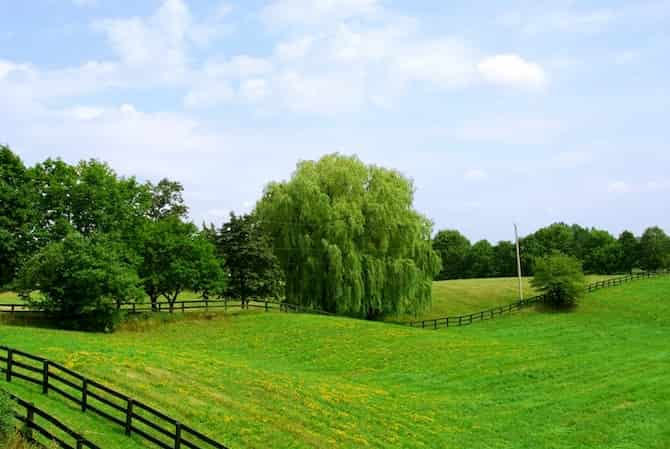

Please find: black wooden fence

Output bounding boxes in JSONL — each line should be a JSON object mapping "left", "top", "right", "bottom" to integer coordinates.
{"left": 0, "top": 298, "right": 332, "bottom": 317}
{"left": 408, "top": 269, "right": 670, "bottom": 329}
{"left": 0, "top": 346, "right": 229, "bottom": 449}
{"left": 7, "top": 392, "right": 102, "bottom": 449}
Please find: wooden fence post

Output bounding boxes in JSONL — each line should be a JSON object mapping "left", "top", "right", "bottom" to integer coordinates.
{"left": 125, "top": 399, "right": 133, "bottom": 435}
{"left": 82, "top": 379, "right": 88, "bottom": 412}
{"left": 175, "top": 422, "right": 182, "bottom": 449}
{"left": 25, "top": 403, "right": 34, "bottom": 440}
{"left": 6, "top": 349, "right": 13, "bottom": 382}
{"left": 76, "top": 438, "right": 84, "bottom": 449}
{"left": 42, "top": 360, "right": 49, "bottom": 394}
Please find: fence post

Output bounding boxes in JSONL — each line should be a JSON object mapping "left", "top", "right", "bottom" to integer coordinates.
{"left": 82, "top": 379, "right": 88, "bottom": 412}
{"left": 76, "top": 438, "right": 84, "bottom": 449}
{"left": 205, "top": 299, "right": 209, "bottom": 311}
{"left": 182, "top": 302, "right": 185, "bottom": 313}
{"left": 265, "top": 301, "right": 269, "bottom": 312}
{"left": 42, "top": 360, "right": 49, "bottom": 394}
{"left": 6, "top": 349, "right": 13, "bottom": 382}
{"left": 25, "top": 403, "right": 35, "bottom": 440}
{"left": 224, "top": 298, "right": 227, "bottom": 313}
{"left": 175, "top": 422, "right": 182, "bottom": 449}
{"left": 458, "top": 316, "right": 462, "bottom": 326}
{"left": 125, "top": 399, "right": 133, "bottom": 436}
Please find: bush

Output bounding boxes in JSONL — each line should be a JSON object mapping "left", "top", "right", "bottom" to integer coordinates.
{"left": 531, "top": 253, "right": 586, "bottom": 308}
{"left": 16, "top": 233, "right": 142, "bottom": 332}
{"left": 0, "top": 389, "right": 13, "bottom": 444}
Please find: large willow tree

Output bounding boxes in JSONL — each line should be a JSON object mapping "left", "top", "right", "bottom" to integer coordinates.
{"left": 255, "top": 154, "right": 440, "bottom": 319}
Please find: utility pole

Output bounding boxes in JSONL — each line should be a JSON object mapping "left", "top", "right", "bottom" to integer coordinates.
{"left": 514, "top": 224, "right": 524, "bottom": 300}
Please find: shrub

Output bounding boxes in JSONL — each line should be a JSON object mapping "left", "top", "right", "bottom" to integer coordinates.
{"left": 16, "top": 233, "right": 142, "bottom": 332}
{"left": 531, "top": 253, "right": 586, "bottom": 308}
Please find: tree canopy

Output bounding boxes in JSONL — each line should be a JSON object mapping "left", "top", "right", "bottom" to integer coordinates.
{"left": 256, "top": 154, "right": 440, "bottom": 319}
{"left": 531, "top": 253, "right": 586, "bottom": 308}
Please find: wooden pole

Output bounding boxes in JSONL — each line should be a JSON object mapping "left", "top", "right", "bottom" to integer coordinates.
{"left": 514, "top": 223, "right": 524, "bottom": 300}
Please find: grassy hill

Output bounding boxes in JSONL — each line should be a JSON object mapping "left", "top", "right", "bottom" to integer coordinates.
{"left": 1, "top": 277, "right": 668, "bottom": 449}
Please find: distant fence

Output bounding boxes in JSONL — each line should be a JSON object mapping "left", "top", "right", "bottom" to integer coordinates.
{"left": 7, "top": 392, "right": 101, "bottom": 449}
{"left": 0, "top": 346, "right": 229, "bottom": 449}
{"left": 0, "top": 297, "right": 333, "bottom": 317}
{"left": 408, "top": 269, "right": 670, "bottom": 330}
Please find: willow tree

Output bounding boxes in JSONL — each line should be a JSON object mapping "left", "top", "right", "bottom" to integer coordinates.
{"left": 255, "top": 154, "right": 440, "bottom": 319}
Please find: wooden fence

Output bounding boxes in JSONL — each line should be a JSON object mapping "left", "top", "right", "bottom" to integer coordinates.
{"left": 0, "top": 298, "right": 332, "bottom": 317}
{"left": 408, "top": 269, "right": 670, "bottom": 329}
{"left": 0, "top": 346, "right": 229, "bottom": 449}
{"left": 7, "top": 392, "right": 102, "bottom": 449}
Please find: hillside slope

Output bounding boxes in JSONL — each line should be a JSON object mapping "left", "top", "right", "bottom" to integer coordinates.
{"left": 1, "top": 277, "right": 668, "bottom": 449}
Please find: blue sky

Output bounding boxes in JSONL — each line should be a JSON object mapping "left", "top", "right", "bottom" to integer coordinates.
{"left": 1, "top": 0, "right": 669, "bottom": 242}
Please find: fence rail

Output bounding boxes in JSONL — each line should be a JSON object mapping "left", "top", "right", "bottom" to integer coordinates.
{"left": 7, "top": 392, "right": 101, "bottom": 449}
{"left": 0, "top": 346, "right": 230, "bottom": 449}
{"left": 0, "top": 297, "right": 333, "bottom": 317}
{"left": 408, "top": 269, "right": 670, "bottom": 330}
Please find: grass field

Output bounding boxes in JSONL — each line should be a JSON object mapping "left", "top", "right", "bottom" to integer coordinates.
{"left": 398, "top": 274, "right": 611, "bottom": 321}
{"left": 1, "top": 276, "right": 668, "bottom": 449}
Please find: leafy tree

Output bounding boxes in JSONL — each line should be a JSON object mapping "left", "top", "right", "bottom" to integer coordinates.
{"left": 256, "top": 154, "right": 440, "bottom": 319}
{"left": 432, "top": 230, "right": 470, "bottom": 280}
{"left": 0, "top": 146, "right": 33, "bottom": 287}
{"left": 618, "top": 230, "right": 639, "bottom": 273}
{"left": 639, "top": 227, "right": 670, "bottom": 271}
{"left": 15, "top": 233, "right": 143, "bottom": 330}
{"left": 147, "top": 178, "right": 189, "bottom": 220}
{"left": 139, "top": 217, "right": 226, "bottom": 312}
{"left": 531, "top": 253, "right": 586, "bottom": 308}
{"left": 492, "top": 240, "right": 517, "bottom": 277}
{"left": 466, "top": 240, "right": 495, "bottom": 278}
{"left": 215, "top": 213, "right": 283, "bottom": 304}
{"left": 28, "top": 158, "right": 151, "bottom": 246}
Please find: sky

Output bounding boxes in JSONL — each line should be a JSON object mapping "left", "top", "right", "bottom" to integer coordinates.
{"left": 1, "top": 0, "right": 669, "bottom": 243}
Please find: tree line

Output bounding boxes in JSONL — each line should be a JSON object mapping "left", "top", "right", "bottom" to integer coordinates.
{"left": 432, "top": 223, "right": 670, "bottom": 280}
{"left": 1, "top": 148, "right": 439, "bottom": 327}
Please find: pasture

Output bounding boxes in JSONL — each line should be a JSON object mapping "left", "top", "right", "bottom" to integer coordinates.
{"left": 1, "top": 277, "right": 668, "bottom": 449}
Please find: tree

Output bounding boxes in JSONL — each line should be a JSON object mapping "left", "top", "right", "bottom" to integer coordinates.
{"left": 147, "top": 178, "right": 189, "bottom": 220}
{"left": 432, "top": 230, "right": 471, "bottom": 280}
{"left": 466, "top": 240, "right": 495, "bottom": 278}
{"left": 28, "top": 158, "right": 151, "bottom": 247}
{"left": 492, "top": 240, "right": 517, "bottom": 277}
{"left": 255, "top": 154, "right": 441, "bottom": 319}
{"left": 215, "top": 213, "right": 283, "bottom": 304}
{"left": 0, "top": 146, "right": 33, "bottom": 287}
{"left": 618, "top": 230, "right": 639, "bottom": 273}
{"left": 531, "top": 253, "right": 586, "bottom": 308}
{"left": 639, "top": 227, "right": 670, "bottom": 271}
{"left": 139, "top": 217, "right": 226, "bottom": 312}
{"left": 15, "top": 233, "right": 143, "bottom": 330}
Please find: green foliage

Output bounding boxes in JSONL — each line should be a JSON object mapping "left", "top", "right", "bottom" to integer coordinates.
{"left": 139, "top": 217, "right": 226, "bottom": 311}
{"left": 147, "top": 178, "right": 189, "bottom": 220}
{"left": 0, "top": 389, "right": 12, "bottom": 443}
{"left": 432, "top": 230, "right": 470, "bottom": 280}
{"left": 15, "top": 233, "right": 143, "bottom": 331}
{"left": 531, "top": 253, "right": 586, "bottom": 307}
{"left": 466, "top": 240, "right": 495, "bottom": 278}
{"left": 0, "top": 146, "right": 33, "bottom": 287}
{"left": 618, "top": 230, "right": 640, "bottom": 273}
{"left": 256, "top": 153, "right": 440, "bottom": 319}
{"left": 214, "top": 213, "right": 283, "bottom": 302}
{"left": 639, "top": 226, "right": 670, "bottom": 271}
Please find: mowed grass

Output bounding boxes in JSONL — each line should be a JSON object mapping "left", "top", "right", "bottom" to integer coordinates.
{"left": 1, "top": 276, "right": 669, "bottom": 449}
{"left": 398, "top": 274, "right": 611, "bottom": 322}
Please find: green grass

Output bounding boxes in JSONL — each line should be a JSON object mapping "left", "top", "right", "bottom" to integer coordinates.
{"left": 396, "top": 275, "right": 611, "bottom": 322}
{"left": 0, "top": 292, "right": 22, "bottom": 304}
{"left": 1, "top": 277, "right": 668, "bottom": 449}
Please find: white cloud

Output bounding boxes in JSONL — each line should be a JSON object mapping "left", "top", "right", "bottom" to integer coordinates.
{"left": 554, "top": 151, "right": 593, "bottom": 168}
{"left": 478, "top": 54, "right": 547, "bottom": 89}
{"left": 608, "top": 181, "right": 632, "bottom": 193}
{"left": 262, "top": 0, "right": 380, "bottom": 26}
{"left": 446, "top": 118, "right": 562, "bottom": 145}
{"left": 464, "top": 169, "right": 488, "bottom": 181}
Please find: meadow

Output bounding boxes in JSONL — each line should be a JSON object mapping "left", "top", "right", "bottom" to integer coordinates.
{"left": 1, "top": 276, "right": 668, "bottom": 449}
